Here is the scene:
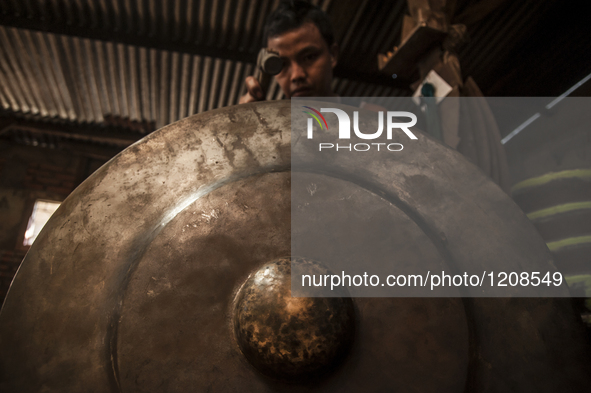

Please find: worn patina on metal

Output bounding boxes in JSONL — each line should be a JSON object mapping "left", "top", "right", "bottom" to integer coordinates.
{"left": 0, "top": 100, "right": 589, "bottom": 392}
{"left": 233, "top": 257, "right": 355, "bottom": 382}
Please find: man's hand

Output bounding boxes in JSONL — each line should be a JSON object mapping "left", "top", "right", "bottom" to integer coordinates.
{"left": 238, "top": 76, "right": 265, "bottom": 104}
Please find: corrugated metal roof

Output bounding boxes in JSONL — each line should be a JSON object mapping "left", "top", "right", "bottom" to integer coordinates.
{"left": 0, "top": 0, "right": 407, "bottom": 131}
{"left": 0, "top": 0, "right": 587, "bottom": 138}
{"left": 0, "top": 24, "right": 260, "bottom": 128}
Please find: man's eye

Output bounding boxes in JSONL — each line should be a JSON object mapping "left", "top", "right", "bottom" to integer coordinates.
{"left": 304, "top": 53, "right": 319, "bottom": 62}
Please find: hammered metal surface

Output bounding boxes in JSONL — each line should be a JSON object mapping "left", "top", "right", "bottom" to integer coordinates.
{"left": 0, "top": 100, "right": 589, "bottom": 392}
{"left": 114, "top": 170, "right": 469, "bottom": 392}
{"left": 233, "top": 258, "right": 355, "bottom": 382}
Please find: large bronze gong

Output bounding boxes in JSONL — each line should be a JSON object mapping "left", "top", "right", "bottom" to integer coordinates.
{"left": 0, "top": 101, "right": 589, "bottom": 392}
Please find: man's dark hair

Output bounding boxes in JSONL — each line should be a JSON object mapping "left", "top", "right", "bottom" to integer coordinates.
{"left": 263, "top": 0, "right": 335, "bottom": 47}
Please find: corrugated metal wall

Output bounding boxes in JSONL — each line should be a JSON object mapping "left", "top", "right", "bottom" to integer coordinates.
{"left": 0, "top": 0, "right": 407, "bottom": 130}
{"left": 0, "top": 0, "right": 564, "bottom": 133}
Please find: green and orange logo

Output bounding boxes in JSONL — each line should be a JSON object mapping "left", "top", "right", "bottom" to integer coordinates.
{"left": 302, "top": 106, "right": 328, "bottom": 131}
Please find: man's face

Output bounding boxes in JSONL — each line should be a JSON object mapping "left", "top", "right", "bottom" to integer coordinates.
{"left": 267, "top": 22, "right": 338, "bottom": 98}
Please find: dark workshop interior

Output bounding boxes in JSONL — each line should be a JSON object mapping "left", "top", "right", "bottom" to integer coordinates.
{"left": 0, "top": 0, "right": 590, "bottom": 391}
